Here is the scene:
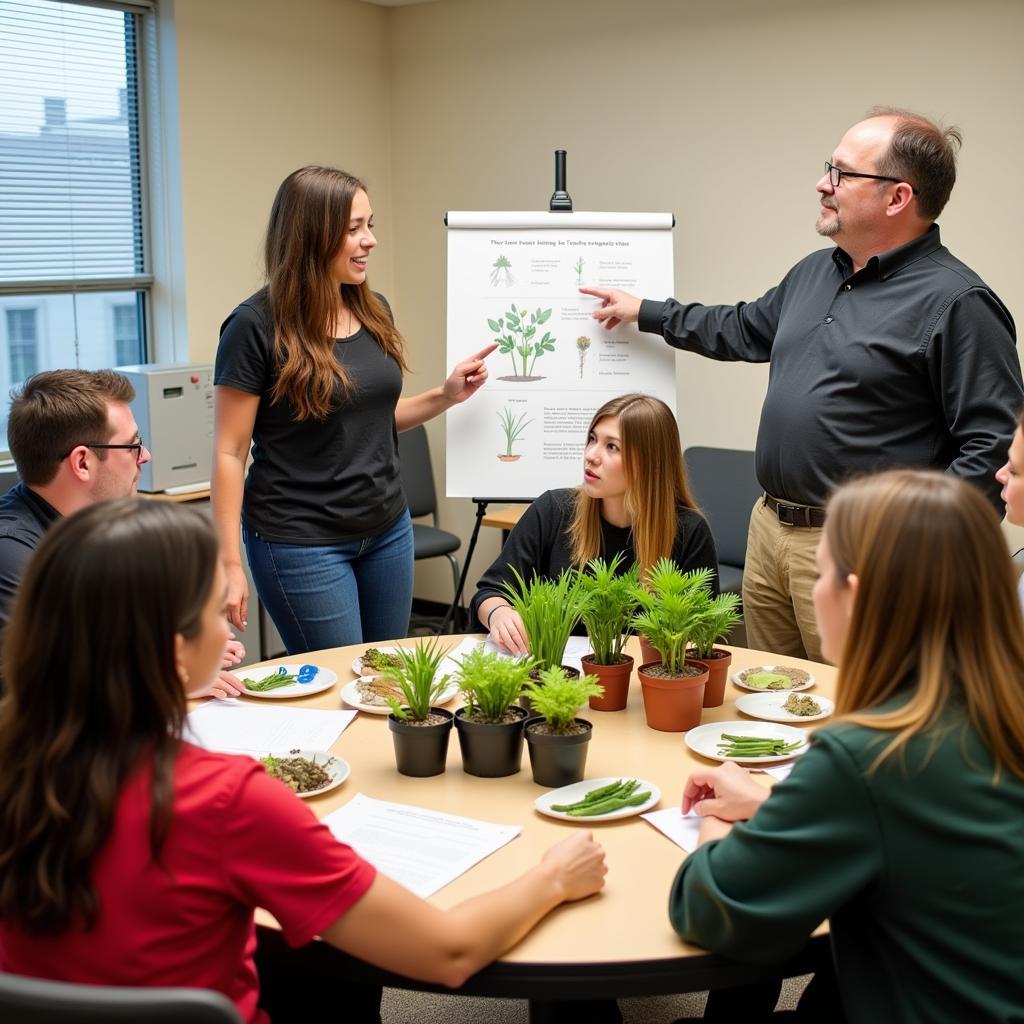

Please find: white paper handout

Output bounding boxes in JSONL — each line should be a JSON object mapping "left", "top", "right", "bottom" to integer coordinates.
{"left": 322, "top": 793, "right": 521, "bottom": 898}
{"left": 467, "top": 633, "right": 593, "bottom": 674}
{"left": 185, "top": 701, "right": 357, "bottom": 758}
{"left": 642, "top": 807, "right": 703, "bottom": 853}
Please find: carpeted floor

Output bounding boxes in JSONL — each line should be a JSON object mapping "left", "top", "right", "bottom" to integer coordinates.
{"left": 380, "top": 976, "right": 810, "bottom": 1022}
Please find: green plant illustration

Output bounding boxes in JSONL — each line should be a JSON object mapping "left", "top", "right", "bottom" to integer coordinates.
{"left": 573, "top": 255, "right": 585, "bottom": 284}
{"left": 490, "top": 254, "right": 515, "bottom": 287}
{"left": 576, "top": 336, "right": 591, "bottom": 379}
{"left": 488, "top": 305, "right": 555, "bottom": 380}
{"left": 497, "top": 406, "right": 533, "bottom": 459}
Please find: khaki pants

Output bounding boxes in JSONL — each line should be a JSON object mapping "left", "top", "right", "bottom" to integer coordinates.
{"left": 741, "top": 497, "right": 825, "bottom": 663}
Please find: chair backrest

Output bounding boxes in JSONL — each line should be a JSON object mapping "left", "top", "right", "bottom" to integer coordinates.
{"left": 397, "top": 425, "right": 438, "bottom": 520}
{"left": 0, "top": 973, "right": 242, "bottom": 1024}
{"left": 683, "top": 447, "right": 760, "bottom": 568}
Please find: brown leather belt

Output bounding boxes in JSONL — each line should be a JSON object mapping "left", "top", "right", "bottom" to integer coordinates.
{"left": 764, "top": 494, "right": 826, "bottom": 528}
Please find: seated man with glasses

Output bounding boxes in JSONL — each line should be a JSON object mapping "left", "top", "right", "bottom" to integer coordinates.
{"left": 581, "top": 105, "right": 1023, "bottom": 663}
{"left": 0, "top": 369, "right": 244, "bottom": 695}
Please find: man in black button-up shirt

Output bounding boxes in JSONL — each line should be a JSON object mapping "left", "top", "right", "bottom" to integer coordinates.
{"left": 582, "top": 108, "right": 1024, "bottom": 661}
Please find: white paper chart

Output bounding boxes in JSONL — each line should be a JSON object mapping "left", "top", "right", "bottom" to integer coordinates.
{"left": 445, "top": 211, "right": 677, "bottom": 498}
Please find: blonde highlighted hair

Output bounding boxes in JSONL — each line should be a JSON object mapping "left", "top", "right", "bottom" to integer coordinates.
{"left": 264, "top": 166, "right": 408, "bottom": 421}
{"left": 828, "top": 470, "right": 1024, "bottom": 780}
{"left": 568, "top": 394, "right": 700, "bottom": 574}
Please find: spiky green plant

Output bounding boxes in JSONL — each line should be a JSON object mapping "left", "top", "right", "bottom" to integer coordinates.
{"left": 382, "top": 637, "right": 452, "bottom": 721}
{"left": 455, "top": 645, "right": 535, "bottom": 722}
{"left": 630, "top": 560, "right": 715, "bottom": 674}
{"left": 497, "top": 406, "right": 533, "bottom": 456}
{"left": 689, "top": 591, "right": 743, "bottom": 658}
{"left": 523, "top": 665, "right": 603, "bottom": 734}
{"left": 577, "top": 553, "right": 640, "bottom": 665}
{"left": 488, "top": 305, "right": 555, "bottom": 377}
{"left": 501, "top": 567, "right": 589, "bottom": 672}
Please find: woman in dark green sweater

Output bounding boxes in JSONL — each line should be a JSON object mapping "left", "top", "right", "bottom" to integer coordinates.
{"left": 672, "top": 469, "right": 1024, "bottom": 1024}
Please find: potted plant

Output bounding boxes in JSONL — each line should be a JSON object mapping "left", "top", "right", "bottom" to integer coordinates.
{"left": 577, "top": 553, "right": 640, "bottom": 712}
{"left": 384, "top": 638, "right": 454, "bottom": 777}
{"left": 501, "top": 567, "right": 588, "bottom": 711}
{"left": 522, "top": 666, "right": 603, "bottom": 787}
{"left": 497, "top": 406, "right": 533, "bottom": 462}
{"left": 687, "top": 591, "right": 743, "bottom": 708}
{"left": 453, "top": 646, "right": 535, "bottom": 777}
{"left": 630, "top": 560, "right": 714, "bottom": 732}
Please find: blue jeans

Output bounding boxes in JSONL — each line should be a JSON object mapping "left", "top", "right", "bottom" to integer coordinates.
{"left": 244, "top": 510, "right": 414, "bottom": 655}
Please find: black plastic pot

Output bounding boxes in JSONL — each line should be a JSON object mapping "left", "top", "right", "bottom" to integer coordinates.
{"left": 388, "top": 708, "right": 454, "bottom": 777}
{"left": 520, "top": 664, "right": 581, "bottom": 714}
{"left": 454, "top": 705, "right": 528, "bottom": 777}
{"left": 525, "top": 716, "right": 593, "bottom": 787}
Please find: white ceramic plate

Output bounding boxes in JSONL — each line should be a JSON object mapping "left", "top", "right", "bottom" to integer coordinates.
{"left": 736, "top": 691, "right": 834, "bottom": 723}
{"left": 238, "top": 664, "right": 338, "bottom": 699}
{"left": 685, "top": 721, "right": 810, "bottom": 765}
{"left": 260, "top": 749, "right": 350, "bottom": 799}
{"left": 731, "top": 664, "right": 815, "bottom": 693}
{"left": 340, "top": 677, "right": 460, "bottom": 715}
{"left": 535, "top": 777, "right": 661, "bottom": 822}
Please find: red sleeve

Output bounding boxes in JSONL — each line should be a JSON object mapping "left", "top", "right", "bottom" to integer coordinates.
{"left": 220, "top": 764, "right": 376, "bottom": 947}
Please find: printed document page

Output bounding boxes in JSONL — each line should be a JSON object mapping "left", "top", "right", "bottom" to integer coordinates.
{"left": 185, "top": 701, "right": 357, "bottom": 757}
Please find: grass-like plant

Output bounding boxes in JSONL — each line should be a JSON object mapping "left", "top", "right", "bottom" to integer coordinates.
{"left": 630, "top": 559, "right": 715, "bottom": 675}
{"left": 501, "top": 567, "right": 589, "bottom": 672}
{"left": 523, "top": 665, "right": 603, "bottom": 734}
{"left": 382, "top": 637, "right": 452, "bottom": 721}
{"left": 497, "top": 406, "right": 533, "bottom": 456}
{"left": 455, "top": 645, "right": 535, "bottom": 723}
{"left": 689, "top": 591, "right": 743, "bottom": 658}
{"left": 488, "top": 305, "right": 555, "bottom": 378}
{"left": 490, "top": 254, "right": 515, "bottom": 287}
{"left": 577, "top": 553, "right": 639, "bottom": 665}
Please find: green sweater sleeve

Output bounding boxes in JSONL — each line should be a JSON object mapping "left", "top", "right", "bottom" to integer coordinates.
{"left": 668, "top": 732, "right": 884, "bottom": 963}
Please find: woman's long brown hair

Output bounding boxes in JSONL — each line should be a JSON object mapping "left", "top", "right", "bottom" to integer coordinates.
{"left": 568, "top": 393, "right": 701, "bottom": 574}
{"left": 265, "top": 166, "right": 408, "bottom": 421}
{"left": 0, "top": 499, "right": 219, "bottom": 934}
{"left": 828, "top": 470, "right": 1024, "bottom": 779}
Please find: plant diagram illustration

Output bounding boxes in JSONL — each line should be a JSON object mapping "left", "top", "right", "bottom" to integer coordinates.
{"left": 489, "top": 255, "right": 515, "bottom": 287}
{"left": 489, "top": 305, "right": 556, "bottom": 381}
{"left": 496, "top": 406, "right": 533, "bottom": 462}
{"left": 576, "top": 336, "right": 591, "bottom": 379}
{"left": 573, "top": 256, "right": 585, "bottom": 285}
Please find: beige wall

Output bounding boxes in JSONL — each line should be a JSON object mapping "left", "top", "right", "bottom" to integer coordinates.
{"left": 173, "top": 0, "right": 1024, "bottom": 607}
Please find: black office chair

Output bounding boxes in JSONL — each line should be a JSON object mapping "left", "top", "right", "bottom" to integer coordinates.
{"left": 397, "top": 425, "right": 462, "bottom": 633}
{"left": 683, "top": 446, "right": 761, "bottom": 597}
{"left": 0, "top": 972, "right": 242, "bottom": 1024}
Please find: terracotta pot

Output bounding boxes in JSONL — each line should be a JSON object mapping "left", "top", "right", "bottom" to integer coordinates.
{"left": 497, "top": 454, "right": 521, "bottom": 462}
{"left": 525, "top": 717, "right": 593, "bottom": 787}
{"left": 638, "top": 636, "right": 659, "bottom": 667}
{"left": 520, "top": 664, "right": 580, "bottom": 714}
{"left": 637, "top": 659, "right": 709, "bottom": 732}
{"left": 581, "top": 654, "right": 634, "bottom": 712}
{"left": 687, "top": 648, "right": 733, "bottom": 708}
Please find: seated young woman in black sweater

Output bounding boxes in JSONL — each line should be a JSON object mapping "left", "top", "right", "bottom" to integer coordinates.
{"left": 472, "top": 393, "right": 719, "bottom": 654}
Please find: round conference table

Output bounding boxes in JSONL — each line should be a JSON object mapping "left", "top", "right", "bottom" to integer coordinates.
{"left": 238, "top": 635, "right": 834, "bottom": 1005}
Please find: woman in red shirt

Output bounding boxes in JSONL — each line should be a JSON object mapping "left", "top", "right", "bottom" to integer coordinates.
{"left": 0, "top": 499, "right": 606, "bottom": 1023}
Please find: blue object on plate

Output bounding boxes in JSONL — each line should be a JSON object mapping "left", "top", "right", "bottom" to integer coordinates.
{"left": 297, "top": 664, "right": 319, "bottom": 685}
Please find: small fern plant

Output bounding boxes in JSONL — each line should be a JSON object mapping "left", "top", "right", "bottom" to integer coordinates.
{"left": 577, "top": 553, "right": 640, "bottom": 665}
{"left": 455, "top": 645, "right": 535, "bottom": 723}
{"left": 689, "top": 591, "right": 742, "bottom": 658}
{"left": 523, "top": 665, "right": 603, "bottom": 734}
{"left": 501, "top": 566, "right": 589, "bottom": 672}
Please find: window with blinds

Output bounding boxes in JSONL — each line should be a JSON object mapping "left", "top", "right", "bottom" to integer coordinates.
{"left": 0, "top": 0, "right": 152, "bottom": 450}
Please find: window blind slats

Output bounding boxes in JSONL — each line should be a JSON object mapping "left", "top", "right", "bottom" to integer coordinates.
{"left": 0, "top": 0, "right": 144, "bottom": 285}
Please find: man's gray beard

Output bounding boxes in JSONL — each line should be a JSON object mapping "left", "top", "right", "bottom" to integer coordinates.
{"left": 816, "top": 211, "right": 840, "bottom": 237}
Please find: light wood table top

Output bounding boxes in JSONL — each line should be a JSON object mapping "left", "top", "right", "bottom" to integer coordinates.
{"left": 227, "top": 636, "right": 834, "bottom": 996}
{"left": 481, "top": 505, "right": 529, "bottom": 530}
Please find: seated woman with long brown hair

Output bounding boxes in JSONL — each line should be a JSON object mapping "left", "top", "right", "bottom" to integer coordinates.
{"left": 472, "top": 393, "right": 718, "bottom": 654}
{"left": 0, "top": 499, "right": 606, "bottom": 1023}
{"left": 672, "top": 470, "right": 1024, "bottom": 1023}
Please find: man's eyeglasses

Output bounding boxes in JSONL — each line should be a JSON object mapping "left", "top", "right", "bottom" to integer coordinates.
{"left": 824, "top": 161, "right": 917, "bottom": 194}
{"left": 65, "top": 440, "right": 146, "bottom": 463}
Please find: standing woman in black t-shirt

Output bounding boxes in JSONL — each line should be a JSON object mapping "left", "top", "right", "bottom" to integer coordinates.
{"left": 213, "top": 166, "right": 493, "bottom": 653}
